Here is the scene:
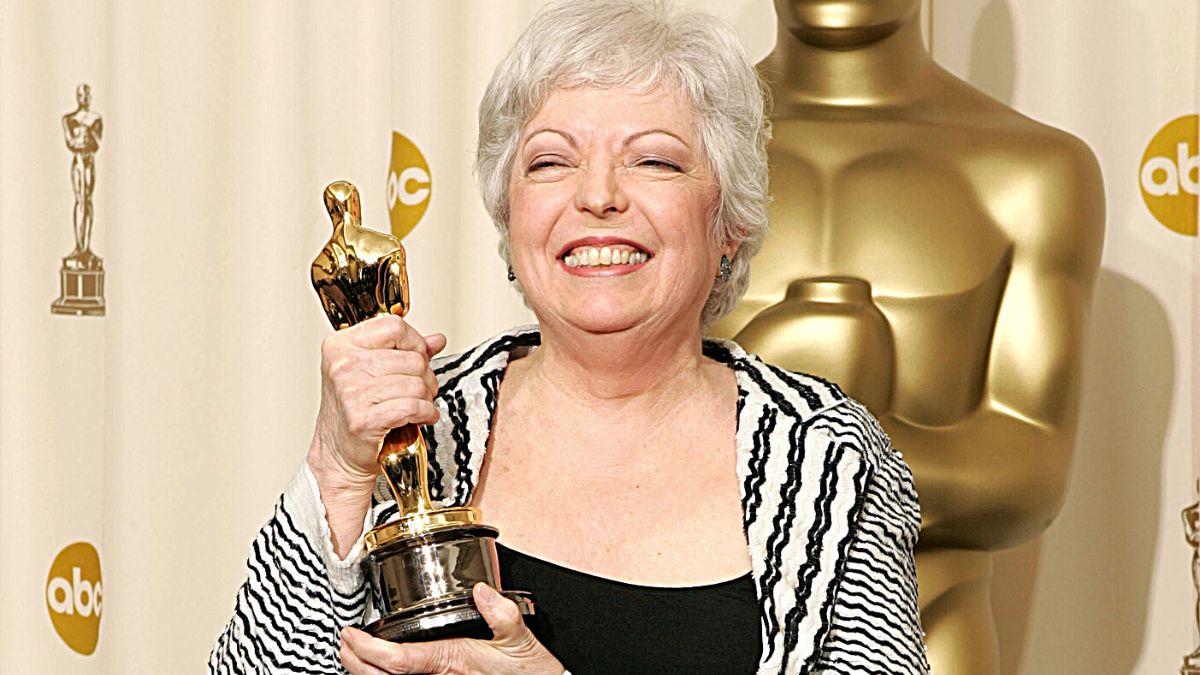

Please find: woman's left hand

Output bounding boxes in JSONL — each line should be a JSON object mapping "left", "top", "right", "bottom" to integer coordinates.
{"left": 340, "top": 583, "right": 565, "bottom": 675}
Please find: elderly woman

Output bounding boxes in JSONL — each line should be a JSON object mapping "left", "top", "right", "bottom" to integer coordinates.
{"left": 209, "top": 1, "right": 926, "bottom": 673}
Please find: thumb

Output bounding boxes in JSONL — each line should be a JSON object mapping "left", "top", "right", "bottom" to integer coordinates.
{"left": 474, "top": 583, "right": 532, "bottom": 648}
{"left": 424, "top": 332, "right": 448, "bottom": 358}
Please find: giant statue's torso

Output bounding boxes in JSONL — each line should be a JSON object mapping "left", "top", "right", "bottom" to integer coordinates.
{"left": 716, "top": 106, "right": 1015, "bottom": 426}
{"left": 714, "top": 62, "right": 1105, "bottom": 674}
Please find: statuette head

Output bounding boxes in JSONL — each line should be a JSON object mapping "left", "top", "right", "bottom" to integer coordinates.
{"left": 75, "top": 83, "right": 92, "bottom": 108}
{"left": 311, "top": 181, "right": 411, "bottom": 329}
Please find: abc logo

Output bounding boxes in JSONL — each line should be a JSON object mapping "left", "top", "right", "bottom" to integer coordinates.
{"left": 1139, "top": 114, "right": 1198, "bottom": 236}
{"left": 387, "top": 130, "right": 432, "bottom": 240}
{"left": 45, "top": 541, "right": 103, "bottom": 655}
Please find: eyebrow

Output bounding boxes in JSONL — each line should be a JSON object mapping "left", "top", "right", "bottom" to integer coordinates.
{"left": 522, "top": 128, "right": 578, "bottom": 147}
{"left": 625, "top": 128, "right": 692, "bottom": 149}
{"left": 521, "top": 127, "right": 692, "bottom": 150}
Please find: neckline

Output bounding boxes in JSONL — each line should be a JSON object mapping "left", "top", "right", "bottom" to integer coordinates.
{"left": 496, "top": 542, "right": 753, "bottom": 591}
{"left": 465, "top": 326, "right": 755, "bottom": 412}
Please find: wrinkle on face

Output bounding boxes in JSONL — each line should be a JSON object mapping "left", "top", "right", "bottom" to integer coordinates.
{"left": 507, "top": 85, "right": 723, "bottom": 338}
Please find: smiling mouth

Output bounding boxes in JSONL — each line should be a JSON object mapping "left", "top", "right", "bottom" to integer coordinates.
{"left": 562, "top": 244, "right": 652, "bottom": 269}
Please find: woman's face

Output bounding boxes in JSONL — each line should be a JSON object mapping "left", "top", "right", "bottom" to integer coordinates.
{"left": 507, "top": 85, "right": 725, "bottom": 337}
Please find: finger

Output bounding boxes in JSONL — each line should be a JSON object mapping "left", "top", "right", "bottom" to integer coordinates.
{"left": 346, "top": 314, "right": 428, "bottom": 354}
{"left": 473, "top": 582, "right": 532, "bottom": 648}
{"left": 340, "top": 631, "right": 391, "bottom": 675}
{"left": 361, "top": 358, "right": 440, "bottom": 401}
{"left": 361, "top": 374, "right": 433, "bottom": 404}
{"left": 366, "top": 397, "right": 440, "bottom": 429}
{"left": 360, "top": 349, "right": 429, "bottom": 378}
{"left": 342, "top": 626, "right": 450, "bottom": 674}
{"left": 424, "top": 333, "right": 448, "bottom": 358}
{"left": 422, "top": 367, "right": 439, "bottom": 400}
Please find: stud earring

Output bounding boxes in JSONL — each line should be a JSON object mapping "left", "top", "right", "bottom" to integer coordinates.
{"left": 717, "top": 254, "right": 732, "bottom": 282}
{"left": 507, "top": 266, "right": 516, "bottom": 282}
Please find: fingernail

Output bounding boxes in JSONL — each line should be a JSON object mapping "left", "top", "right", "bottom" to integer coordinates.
{"left": 476, "top": 582, "right": 499, "bottom": 608}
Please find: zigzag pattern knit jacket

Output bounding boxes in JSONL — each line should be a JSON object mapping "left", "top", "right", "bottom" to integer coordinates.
{"left": 209, "top": 326, "right": 930, "bottom": 674}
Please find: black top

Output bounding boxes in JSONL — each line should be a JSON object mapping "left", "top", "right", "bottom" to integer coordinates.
{"left": 496, "top": 543, "right": 761, "bottom": 675}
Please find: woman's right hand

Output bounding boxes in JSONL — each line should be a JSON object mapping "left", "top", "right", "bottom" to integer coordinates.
{"left": 306, "top": 314, "right": 447, "bottom": 554}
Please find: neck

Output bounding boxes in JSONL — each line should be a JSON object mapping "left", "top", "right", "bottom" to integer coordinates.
{"left": 763, "top": 17, "right": 934, "bottom": 109}
{"left": 524, "top": 320, "right": 708, "bottom": 410}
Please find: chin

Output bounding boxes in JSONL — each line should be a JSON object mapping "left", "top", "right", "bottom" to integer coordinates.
{"left": 778, "top": 0, "right": 918, "bottom": 37}
{"left": 552, "top": 300, "right": 652, "bottom": 336}
{"left": 568, "top": 313, "right": 644, "bottom": 336}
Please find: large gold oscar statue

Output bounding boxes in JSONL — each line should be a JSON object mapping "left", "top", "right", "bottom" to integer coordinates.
{"left": 712, "top": 2, "right": 1105, "bottom": 672}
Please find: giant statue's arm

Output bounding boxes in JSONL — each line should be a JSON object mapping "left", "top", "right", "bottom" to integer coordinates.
{"left": 62, "top": 115, "right": 76, "bottom": 151}
{"left": 885, "top": 135, "right": 1106, "bottom": 551}
{"left": 1184, "top": 505, "right": 1200, "bottom": 545}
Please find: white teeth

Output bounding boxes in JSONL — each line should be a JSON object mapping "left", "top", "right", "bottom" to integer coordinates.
{"left": 564, "top": 246, "right": 651, "bottom": 268}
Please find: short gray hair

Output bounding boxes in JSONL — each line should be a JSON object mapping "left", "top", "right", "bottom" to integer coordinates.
{"left": 475, "top": 0, "right": 771, "bottom": 328}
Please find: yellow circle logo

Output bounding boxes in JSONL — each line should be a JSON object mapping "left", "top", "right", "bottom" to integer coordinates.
{"left": 1139, "top": 114, "right": 1198, "bottom": 236}
{"left": 387, "top": 130, "right": 432, "bottom": 240}
{"left": 46, "top": 541, "right": 103, "bottom": 655}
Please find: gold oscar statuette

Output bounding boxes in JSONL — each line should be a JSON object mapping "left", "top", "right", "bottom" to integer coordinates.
{"left": 311, "top": 180, "right": 535, "bottom": 641}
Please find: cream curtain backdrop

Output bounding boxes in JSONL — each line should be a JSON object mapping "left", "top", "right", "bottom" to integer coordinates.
{"left": 929, "top": 2, "right": 1199, "bottom": 673}
{"left": 0, "top": 1, "right": 1193, "bottom": 673}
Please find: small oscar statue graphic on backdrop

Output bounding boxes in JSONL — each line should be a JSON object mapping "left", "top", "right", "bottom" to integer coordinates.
{"left": 52, "top": 83, "right": 105, "bottom": 316}
{"left": 1185, "top": 483, "right": 1200, "bottom": 674}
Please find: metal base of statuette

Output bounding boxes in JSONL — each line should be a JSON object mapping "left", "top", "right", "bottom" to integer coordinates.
{"left": 52, "top": 256, "right": 105, "bottom": 316}
{"left": 365, "top": 589, "right": 537, "bottom": 643}
{"left": 361, "top": 522, "right": 536, "bottom": 643}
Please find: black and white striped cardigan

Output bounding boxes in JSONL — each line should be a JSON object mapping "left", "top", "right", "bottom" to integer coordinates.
{"left": 209, "top": 326, "right": 929, "bottom": 674}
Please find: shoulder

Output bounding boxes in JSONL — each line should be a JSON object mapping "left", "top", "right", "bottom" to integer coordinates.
{"left": 706, "top": 339, "right": 902, "bottom": 459}
{"left": 430, "top": 325, "right": 540, "bottom": 397}
{"left": 939, "top": 91, "right": 1105, "bottom": 265}
{"left": 709, "top": 335, "right": 920, "bottom": 523}
{"left": 707, "top": 335, "right": 917, "bottom": 508}
{"left": 703, "top": 337, "right": 849, "bottom": 420}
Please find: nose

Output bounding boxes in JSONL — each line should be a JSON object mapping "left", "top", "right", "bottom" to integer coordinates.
{"left": 574, "top": 160, "right": 628, "bottom": 218}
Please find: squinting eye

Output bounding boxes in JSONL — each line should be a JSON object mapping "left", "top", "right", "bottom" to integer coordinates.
{"left": 528, "top": 157, "right": 569, "bottom": 172}
{"left": 637, "top": 158, "right": 682, "bottom": 171}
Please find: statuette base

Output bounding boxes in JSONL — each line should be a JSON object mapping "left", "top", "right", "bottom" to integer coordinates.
{"left": 365, "top": 589, "right": 536, "bottom": 643}
{"left": 362, "top": 521, "right": 535, "bottom": 643}
{"left": 52, "top": 257, "right": 105, "bottom": 316}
